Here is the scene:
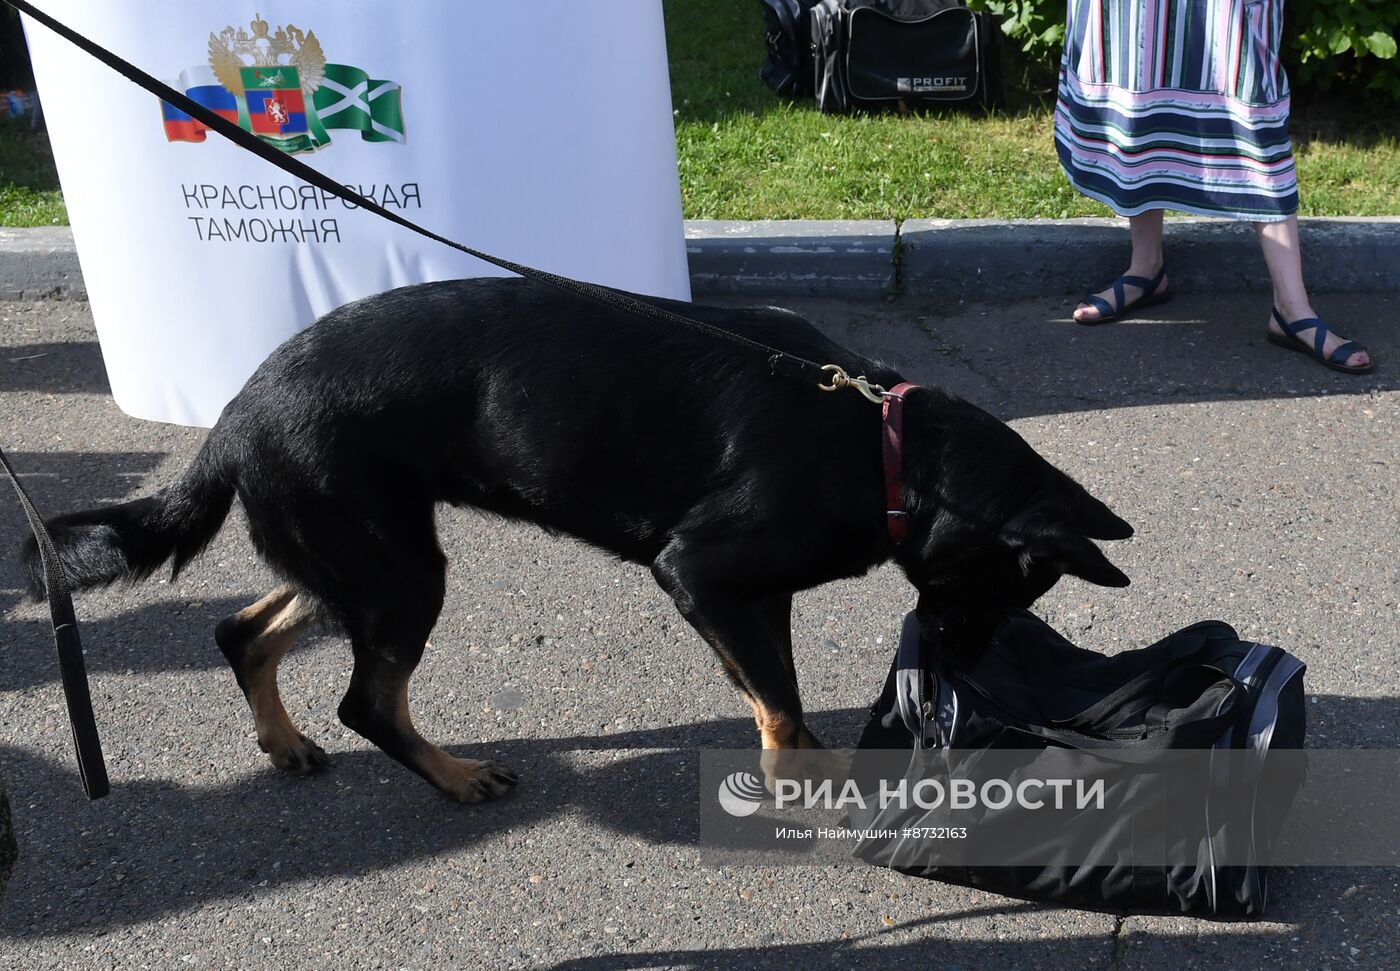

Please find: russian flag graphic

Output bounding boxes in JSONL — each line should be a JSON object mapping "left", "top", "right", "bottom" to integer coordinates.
{"left": 160, "top": 65, "right": 239, "bottom": 143}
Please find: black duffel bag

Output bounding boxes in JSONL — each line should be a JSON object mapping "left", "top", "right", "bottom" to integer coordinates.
{"left": 811, "top": 0, "right": 1000, "bottom": 112}
{"left": 758, "top": 0, "right": 822, "bottom": 96}
{"left": 847, "top": 610, "right": 1307, "bottom": 918}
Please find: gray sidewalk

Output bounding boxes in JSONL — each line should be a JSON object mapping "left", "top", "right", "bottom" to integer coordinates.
{"left": 2, "top": 290, "right": 1397, "bottom": 969}
{"left": 5, "top": 217, "right": 1399, "bottom": 302}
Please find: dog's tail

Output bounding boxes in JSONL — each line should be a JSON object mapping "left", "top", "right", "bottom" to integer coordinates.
{"left": 20, "top": 441, "right": 235, "bottom": 601}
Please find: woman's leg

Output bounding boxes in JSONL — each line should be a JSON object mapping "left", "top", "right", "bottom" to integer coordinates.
{"left": 1259, "top": 216, "right": 1370, "bottom": 369}
{"left": 1074, "top": 210, "right": 1171, "bottom": 322}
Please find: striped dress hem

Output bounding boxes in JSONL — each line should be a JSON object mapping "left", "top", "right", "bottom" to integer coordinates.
{"left": 1055, "top": 0, "right": 1298, "bottom": 222}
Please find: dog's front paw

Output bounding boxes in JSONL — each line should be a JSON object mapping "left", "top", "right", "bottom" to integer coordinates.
{"left": 759, "top": 747, "right": 851, "bottom": 795}
{"left": 262, "top": 733, "right": 330, "bottom": 776}
{"left": 440, "top": 759, "right": 519, "bottom": 804}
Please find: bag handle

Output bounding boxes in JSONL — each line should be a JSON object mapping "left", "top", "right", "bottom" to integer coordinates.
{"left": 1048, "top": 665, "right": 1170, "bottom": 733}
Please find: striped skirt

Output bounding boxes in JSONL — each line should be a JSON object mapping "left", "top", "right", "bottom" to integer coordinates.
{"left": 1054, "top": 0, "right": 1298, "bottom": 221}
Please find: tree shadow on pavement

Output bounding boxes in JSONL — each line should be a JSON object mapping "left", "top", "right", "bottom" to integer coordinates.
{"left": 0, "top": 450, "right": 166, "bottom": 510}
{"left": 0, "top": 341, "right": 109, "bottom": 394}
{"left": 802, "top": 291, "right": 1400, "bottom": 424}
{"left": 5, "top": 296, "right": 1397, "bottom": 422}
{"left": 1, "top": 450, "right": 237, "bottom": 690}
{"left": 0, "top": 592, "right": 255, "bottom": 692}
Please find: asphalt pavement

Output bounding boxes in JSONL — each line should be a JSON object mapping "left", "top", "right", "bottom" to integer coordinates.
{"left": 1, "top": 289, "right": 1397, "bottom": 969}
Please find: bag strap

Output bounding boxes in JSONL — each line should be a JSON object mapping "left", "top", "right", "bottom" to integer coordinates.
{"left": 1029, "top": 677, "right": 1246, "bottom": 752}
{"left": 1039, "top": 624, "right": 1235, "bottom": 733}
{"left": 894, "top": 611, "right": 936, "bottom": 746}
{"left": 0, "top": 447, "right": 109, "bottom": 799}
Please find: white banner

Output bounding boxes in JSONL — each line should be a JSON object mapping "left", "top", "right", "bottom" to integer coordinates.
{"left": 24, "top": 1, "right": 691, "bottom": 426}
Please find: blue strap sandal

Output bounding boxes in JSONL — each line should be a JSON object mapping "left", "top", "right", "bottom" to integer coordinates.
{"left": 1267, "top": 308, "right": 1373, "bottom": 374}
{"left": 1075, "top": 266, "right": 1171, "bottom": 325}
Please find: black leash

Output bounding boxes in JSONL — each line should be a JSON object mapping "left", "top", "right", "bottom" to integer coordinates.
{"left": 0, "top": 447, "right": 109, "bottom": 800}
{"left": 5, "top": 0, "right": 896, "bottom": 394}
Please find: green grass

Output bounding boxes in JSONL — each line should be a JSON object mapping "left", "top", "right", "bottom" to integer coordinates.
{"left": 1, "top": 2, "right": 1396, "bottom": 226}
{"left": 0, "top": 118, "right": 66, "bottom": 227}
{"left": 667, "top": 0, "right": 1400, "bottom": 220}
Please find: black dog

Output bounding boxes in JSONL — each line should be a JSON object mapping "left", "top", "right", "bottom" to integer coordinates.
{"left": 22, "top": 278, "right": 1132, "bottom": 802}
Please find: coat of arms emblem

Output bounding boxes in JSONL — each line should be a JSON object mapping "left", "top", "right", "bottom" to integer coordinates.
{"left": 159, "top": 17, "right": 405, "bottom": 154}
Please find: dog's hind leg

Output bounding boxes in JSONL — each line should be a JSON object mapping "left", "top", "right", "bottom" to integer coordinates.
{"left": 215, "top": 585, "right": 327, "bottom": 774}
{"left": 338, "top": 646, "right": 518, "bottom": 803}
{"left": 333, "top": 558, "right": 517, "bottom": 804}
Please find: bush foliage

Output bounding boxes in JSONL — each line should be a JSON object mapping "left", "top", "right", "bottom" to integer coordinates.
{"left": 1292, "top": 0, "right": 1400, "bottom": 96}
{"left": 968, "top": 0, "right": 1400, "bottom": 99}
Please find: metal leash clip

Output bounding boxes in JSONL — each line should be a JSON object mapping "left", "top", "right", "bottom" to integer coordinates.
{"left": 818, "top": 364, "right": 888, "bottom": 404}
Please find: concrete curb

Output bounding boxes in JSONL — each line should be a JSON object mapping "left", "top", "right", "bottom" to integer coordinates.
{"left": 899, "top": 216, "right": 1400, "bottom": 302}
{"left": 685, "top": 220, "right": 896, "bottom": 296}
{"left": 0, "top": 226, "right": 85, "bottom": 300}
{"left": 4, "top": 218, "right": 1398, "bottom": 302}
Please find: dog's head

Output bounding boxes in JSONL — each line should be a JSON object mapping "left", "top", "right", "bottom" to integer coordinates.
{"left": 894, "top": 388, "right": 1133, "bottom": 660}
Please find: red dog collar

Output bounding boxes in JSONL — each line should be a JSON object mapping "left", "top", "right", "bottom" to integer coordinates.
{"left": 882, "top": 382, "right": 918, "bottom": 545}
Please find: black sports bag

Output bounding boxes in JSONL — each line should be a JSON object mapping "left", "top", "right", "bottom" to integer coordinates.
{"left": 847, "top": 610, "right": 1306, "bottom": 918}
{"left": 811, "top": 0, "right": 1000, "bottom": 112}
{"left": 759, "top": 0, "right": 822, "bottom": 97}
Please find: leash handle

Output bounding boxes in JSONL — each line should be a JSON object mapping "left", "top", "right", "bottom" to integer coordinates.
{"left": 0, "top": 446, "right": 109, "bottom": 800}
{"left": 6, "top": 0, "right": 835, "bottom": 388}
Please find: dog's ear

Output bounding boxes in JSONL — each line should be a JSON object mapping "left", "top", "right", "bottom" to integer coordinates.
{"left": 1076, "top": 492, "right": 1134, "bottom": 540}
{"left": 1044, "top": 525, "right": 1131, "bottom": 587}
{"left": 1006, "top": 515, "right": 1131, "bottom": 588}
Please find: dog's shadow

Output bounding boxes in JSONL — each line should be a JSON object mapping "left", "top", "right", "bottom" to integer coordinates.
{"left": 0, "top": 706, "right": 872, "bottom": 937}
